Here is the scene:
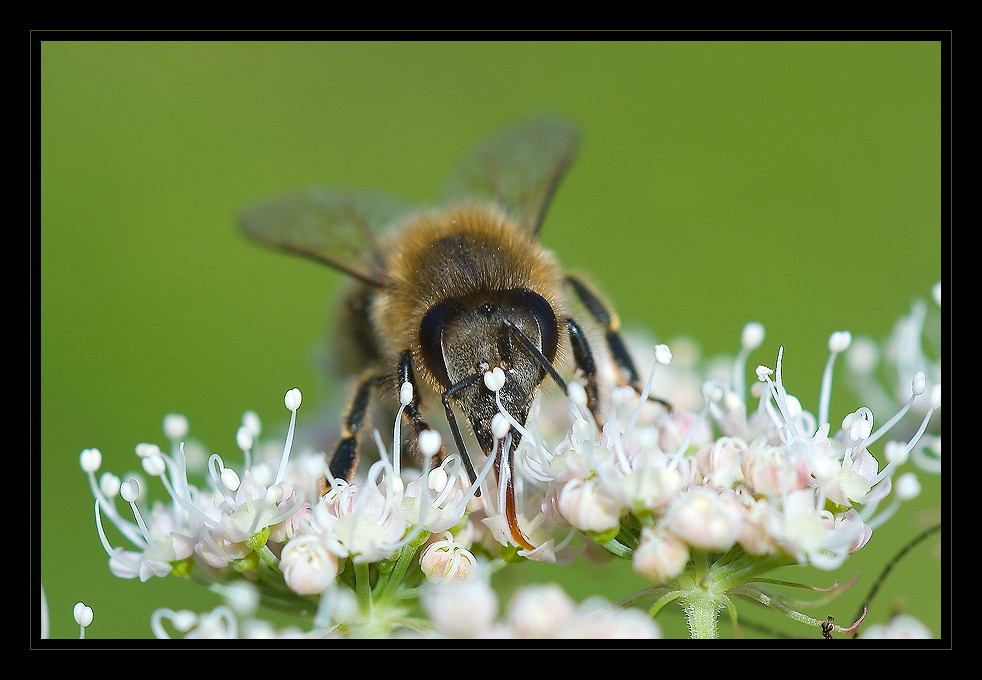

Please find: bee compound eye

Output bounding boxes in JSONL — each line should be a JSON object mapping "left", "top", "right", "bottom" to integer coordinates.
{"left": 420, "top": 298, "right": 458, "bottom": 388}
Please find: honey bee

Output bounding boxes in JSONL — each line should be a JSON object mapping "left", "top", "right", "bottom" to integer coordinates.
{"left": 240, "top": 118, "right": 664, "bottom": 549}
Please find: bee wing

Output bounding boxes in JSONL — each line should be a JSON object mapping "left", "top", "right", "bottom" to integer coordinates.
{"left": 239, "top": 187, "right": 415, "bottom": 287}
{"left": 442, "top": 117, "right": 579, "bottom": 236}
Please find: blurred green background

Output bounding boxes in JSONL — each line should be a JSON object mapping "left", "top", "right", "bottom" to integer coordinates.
{"left": 39, "top": 40, "right": 943, "bottom": 640}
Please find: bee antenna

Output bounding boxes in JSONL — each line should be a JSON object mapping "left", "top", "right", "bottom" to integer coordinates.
{"left": 501, "top": 319, "right": 568, "bottom": 394}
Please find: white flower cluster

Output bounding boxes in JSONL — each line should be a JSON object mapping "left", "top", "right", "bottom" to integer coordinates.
{"left": 78, "top": 285, "right": 942, "bottom": 638}
{"left": 846, "top": 282, "right": 943, "bottom": 474}
{"left": 81, "top": 389, "right": 319, "bottom": 585}
{"left": 524, "top": 328, "right": 940, "bottom": 582}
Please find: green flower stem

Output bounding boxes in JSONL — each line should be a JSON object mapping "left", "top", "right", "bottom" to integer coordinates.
{"left": 669, "top": 549, "right": 797, "bottom": 638}
{"left": 692, "top": 548, "right": 710, "bottom": 584}
{"left": 355, "top": 562, "right": 373, "bottom": 616}
{"left": 255, "top": 544, "right": 280, "bottom": 570}
{"left": 373, "top": 531, "right": 428, "bottom": 607}
{"left": 682, "top": 588, "right": 724, "bottom": 639}
{"left": 648, "top": 588, "right": 685, "bottom": 618}
{"left": 245, "top": 526, "right": 279, "bottom": 570}
{"left": 712, "top": 552, "right": 795, "bottom": 593}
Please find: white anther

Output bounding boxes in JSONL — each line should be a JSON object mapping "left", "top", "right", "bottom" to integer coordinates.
{"left": 571, "top": 417, "right": 593, "bottom": 442}
{"left": 896, "top": 472, "right": 921, "bottom": 500}
{"left": 428, "top": 467, "right": 449, "bottom": 493}
{"left": 135, "top": 442, "right": 161, "bottom": 458}
{"left": 221, "top": 467, "right": 241, "bottom": 492}
{"left": 828, "top": 330, "right": 852, "bottom": 353}
{"left": 785, "top": 394, "right": 803, "bottom": 419}
{"left": 884, "top": 441, "right": 909, "bottom": 466}
{"left": 264, "top": 484, "right": 284, "bottom": 505}
{"left": 419, "top": 429, "right": 442, "bottom": 458}
{"left": 740, "top": 322, "right": 765, "bottom": 350}
{"left": 163, "top": 413, "right": 189, "bottom": 440}
{"left": 911, "top": 371, "right": 926, "bottom": 397}
{"left": 79, "top": 448, "right": 102, "bottom": 473}
{"left": 484, "top": 366, "right": 506, "bottom": 392}
{"left": 847, "top": 414, "right": 872, "bottom": 441}
{"left": 654, "top": 343, "right": 673, "bottom": 365}
{"left": 222, "top": 581, "right": 260, "bottom": 617}
{"left": 284, "top": 388, "right": 302, "bottom": 411}
{"left": 99, "top": 471, "right": 121, "bottom": 498}
{"left": 242, "top": 410, "right": 262, "bottom": 438}
{"left": 120, "top": 478, "right": 140, "bottom": 503}
{"left": 172, "top": 610, "right": 198, "bottom": 632}
{"left": 701, "top": 381, "right": 724, "bottom": 403}
{"left": 930, "top": 384, "right": 942, "bottom": 410}
{"left": 73, "top": 602, "right": 93, "bottom": 627}
{"left": 846, "top": 337, "right": 879, "bottom": 375}
{"left": 142, "top": 454, "right": 167, "bottom": 477}
{"left": 567, "top": 381, "right": 588, "bottom": 407}
{"left": 400, "top": 381, "right": 415, "bottom": 406}
{"left": 236, "top": 425, "right": 254, "bottom": 452}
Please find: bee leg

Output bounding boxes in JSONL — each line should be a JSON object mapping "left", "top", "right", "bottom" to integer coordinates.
{"left": 566, "top": 316, "right": 603, "bottom": 425}
{"left": 397, "top": 350, "right": 433, "bottom": 441}
{"left": 439, "top": 372, "right": 483, "bottom": 489}
{"left": 397, "top": 350, "right": 481, "bottom": 495}
{"left": 324, "top": 371, "right": 375, "bottom": 491}
{"left": 565, "top": 274, "right": 673, "bottom": 413}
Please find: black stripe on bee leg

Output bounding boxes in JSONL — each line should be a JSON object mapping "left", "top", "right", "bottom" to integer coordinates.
{"left": 326, "top": 372, "right": 375, "bottom": 485}
{"left": 566, "top": 316, "right": 602, "bottom": 425}
{"left": 565, "top": 274, "right": 672, "bottom": 413}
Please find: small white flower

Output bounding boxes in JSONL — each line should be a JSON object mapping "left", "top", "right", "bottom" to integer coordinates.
{"left": 557, "top": 477, "right": 622, "bottom": 535}
{"left": 506, "top": 583, "right": 577, "bottom": 638}
{"left": 666, "top": 487, "right": 744, "bottom": 552}
{"left": 280, "top": 534, "right": 339, "bottom": 594}
{"left": 632, "top": 526, "right": 690, "bottom": 581}
{"left": 739, "top": 441, "right": 811, "bottom": 497}
{"left": 420, "top": 531, "right": 479, "bottom": 583}
{"left": 860, "top": 614, "right": 933, "bottom": 639}
{"left": 422, "top": 579, "right": 499, "bottom": 638}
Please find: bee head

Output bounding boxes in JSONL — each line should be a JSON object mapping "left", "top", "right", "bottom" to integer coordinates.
{"left": 419, "top": 288, "right": 559, "bottom": 453}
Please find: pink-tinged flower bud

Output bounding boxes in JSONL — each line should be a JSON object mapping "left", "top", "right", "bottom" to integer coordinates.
{"left": 832, "top": 508, "right": 872, "bottom": 554}
{"left": 506, "top": 584, "right": 577, "bottom": 638}
{"left": 280, "top": 535, "right": 338, "bottom": 595}
{"left": 423, "top": 580, "right": 498, "bottom": 638}
{"left": 696, "top": 436, "right": 746, "bottom": 489}
{"left": 420, "top": 532, "right": 478, "bottom": 583}
{"left": 557, "top": 477, "right": 622, "bottom": 534}
{"left": 666, "top": 487, "right": 744, "bottom": 551}
{"left": 633, "top": 526, "right": 690, "bottom": 581}
{"left": 740, "top": 443, "right": 810, "bottom": 497}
